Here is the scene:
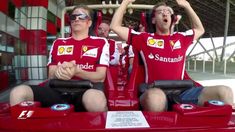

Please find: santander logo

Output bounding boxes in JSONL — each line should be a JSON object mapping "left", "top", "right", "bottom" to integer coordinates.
{"left": 77, "top": 63, "right": 94, "bottom": 70}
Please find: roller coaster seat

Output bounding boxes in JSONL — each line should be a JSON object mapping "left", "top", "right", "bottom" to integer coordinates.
{"left": 104, "top": 11, "right": 203, "bottom": 111}
{"left": 105, "top": 46, "right": 142, "bottom": 111}
{"left": 102, "top": 12, "right": 202, "bottom": 111}
{"left": 38, "top": 11, "right": 200, "bottom": 111}
{"left": 0, "top": 9, "right": 234, "bottom": 132}
{"left": 36, "top": 10, "right": 104, "bottom": 103}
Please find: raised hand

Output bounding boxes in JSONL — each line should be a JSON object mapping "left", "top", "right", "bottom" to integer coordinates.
{"left": 175, "top": 0, "right": 190, "bottom": 8}
{"left": 122, "top": 0, "right": 136, "bottom": 4}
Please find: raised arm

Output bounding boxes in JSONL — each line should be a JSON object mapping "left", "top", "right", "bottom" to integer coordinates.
{"left": 110, "top": 0, "right": 135, "bottom": 41}
{"left": 176, "top": 0, "right": 205, "bottom": 40}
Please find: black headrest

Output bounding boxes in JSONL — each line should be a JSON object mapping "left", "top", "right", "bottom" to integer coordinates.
{"left": 89, "top": 11, "right": 102, "bottom": 36}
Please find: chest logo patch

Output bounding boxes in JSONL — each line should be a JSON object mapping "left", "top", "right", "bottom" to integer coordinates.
{"left": 57, "top": 45, "right": 74, "bottom": 55}
{"left": 147, "top": 37, "right": 164, "bottom": 49}
{"left": 170, "top": 40, "right": 181, "bottom": 50}
{"left": 82, "top": 46, "right": 88, "bottom": 52}
{"left": 82, "top": 46, "right": 98, "bottom": 58}
{"left": 148, "top": 53, "right": 154, "bottom": 59}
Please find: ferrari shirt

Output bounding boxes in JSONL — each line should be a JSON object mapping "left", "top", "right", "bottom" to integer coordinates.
{"left": 48, "top": 36, "right": 109, "bottom": 80}
{"left": 127, "top": 29, "right": 194, "bottom": 83}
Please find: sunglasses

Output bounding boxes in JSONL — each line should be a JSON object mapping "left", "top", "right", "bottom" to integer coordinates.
{"left": 70, "top": 14, "right": 90, "bottom": 21}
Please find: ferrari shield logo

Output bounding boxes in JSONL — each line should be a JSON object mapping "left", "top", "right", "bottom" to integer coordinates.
{"left": 82, "top": 46, "right": 88, "bottom": 52}
{"left": 170, "top": 40, "right": 181, "bottom": 50}
{"left": 81, "top": 46, "right": 98, "bottom": 58}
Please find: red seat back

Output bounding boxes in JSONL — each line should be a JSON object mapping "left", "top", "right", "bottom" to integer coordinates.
{"left": 105, "top": 47, "right": 145, "bottom": 110}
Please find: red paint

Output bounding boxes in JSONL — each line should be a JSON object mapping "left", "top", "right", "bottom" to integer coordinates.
{"left": 20, "top": 68, "right": 28, "bottom": 80}
{"left": 11, "top": 0, "right": 23, "bottom": 7}
{"left": 19, "top": 27, "right": 28, "bottom": 42}
{"left": 12, "top": 0, "right": 48, "bottom": 8}
{"left": 25, "top": 0, "right": 48, "bottom": 8}
{"left": 20, "top": 30, "right": 47, "bottom": 55}
{"left": 0, "top": 0, "right": 9, "bottom": 14}
{"left": 0, "top": 101, "right": 234, "bottom": 131}
{"left": 56, "top": 17, "right": 61, "bottom": 28}
{"left": 47, "top": 21, "right": 57, "bottom": 35}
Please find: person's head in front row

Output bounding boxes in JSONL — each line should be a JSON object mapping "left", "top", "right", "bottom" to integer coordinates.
{"left": 98, "top": 20, "right": 111, "bottom": 38}
{"left": 69, "top": 5, "right": 93, "bottom": 37}
{"left": 151, "top": 2, "right": 174, "bottom": 35}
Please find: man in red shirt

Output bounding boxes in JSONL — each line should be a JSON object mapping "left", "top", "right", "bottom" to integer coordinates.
{"left": 10, "top": 5, "right": 109, "bottom": 112}
{"left": 111, "top": 0, "right": 233, "bottom": 111}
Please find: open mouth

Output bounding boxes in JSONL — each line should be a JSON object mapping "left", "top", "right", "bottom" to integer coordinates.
{"left": 163, "top": 19, "right": 168, "bottom": 23}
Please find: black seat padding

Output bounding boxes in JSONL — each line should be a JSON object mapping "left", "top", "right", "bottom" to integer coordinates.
{"left": 49, "top": 79, "right": 93, "bottom": 93}
{"left": 139, "top": 80, "right": 194, "bottom": 93}
{"left": 153, "top": 80, "right": 194, "bottom": 89}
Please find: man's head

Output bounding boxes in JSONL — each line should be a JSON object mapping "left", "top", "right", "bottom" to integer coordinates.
{"left": 98, "top": 20, "right": 110, "bottom": 38}
{"left": 70, "top": 5, "right": 93, "bottom": 33}
{"left": 139, "top": 24, "right": 145, "bottom": 32}
{"left": 151, "top": 2, "right": 174, "bottom": 34}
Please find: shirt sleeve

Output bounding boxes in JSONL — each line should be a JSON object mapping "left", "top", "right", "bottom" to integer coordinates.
{"left": 126, "top": 28, "right": 143, "bottom": 51}
{"left": 47, "top": 39, "right": 58, "bottom": 66}
{"left": 128, "top": 45, "right": 134, "bottom": 58}
{"left": 181, "top": 29, "right": 195, "bottom": 48}
{"left": 109, "top": 43, "right": 120, "bottom": 65}
{"left": 98, "top": 39, "right": 110, "bottom": 67}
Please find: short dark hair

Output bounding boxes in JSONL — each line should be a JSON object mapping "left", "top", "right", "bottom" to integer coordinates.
{"left": 152, "top": 2, "right": 168, "bottom": 12}
{"left": 101, "top": 19, "right": 111, "bottom": 25}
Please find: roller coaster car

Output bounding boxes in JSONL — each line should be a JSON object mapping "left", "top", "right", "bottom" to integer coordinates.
{"left": 0, "top": 12, "right": 235, "bottom": 132}
{"left": 0, "top": 50, "right": 235, "bottom": 131}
